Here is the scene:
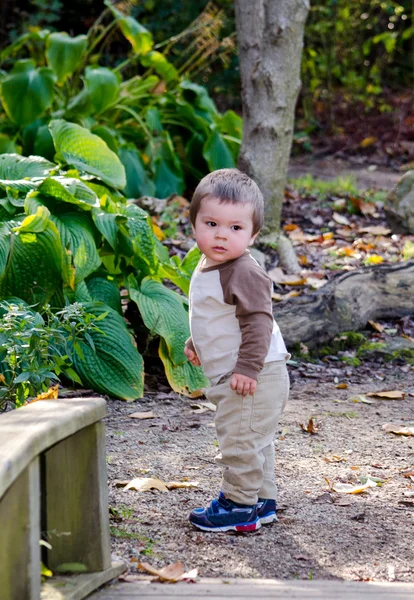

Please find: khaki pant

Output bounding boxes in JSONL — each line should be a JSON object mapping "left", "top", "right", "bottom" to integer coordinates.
{"left": 205, "top": 360, "right": 290, "bottom": 506}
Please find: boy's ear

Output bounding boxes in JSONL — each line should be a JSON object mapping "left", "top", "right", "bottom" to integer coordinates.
{"left": 249, "top": 232, "right": 259, "bottom": 246}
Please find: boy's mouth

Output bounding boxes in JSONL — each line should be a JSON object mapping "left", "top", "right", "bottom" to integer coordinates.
{"left": 212, "top": 246, "right": 227, "bottom": 252}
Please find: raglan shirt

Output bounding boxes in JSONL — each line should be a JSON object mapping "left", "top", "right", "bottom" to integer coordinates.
{"left": 188, "top": 251, "right": 289, "bottom": 385}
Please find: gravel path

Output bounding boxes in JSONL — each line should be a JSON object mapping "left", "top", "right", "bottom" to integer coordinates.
{"left": 105, "top": 360, "right": 414, "bottom": 582}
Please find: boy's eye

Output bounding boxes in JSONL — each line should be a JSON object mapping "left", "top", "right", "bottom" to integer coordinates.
{"left": 232, "top": 225, "right": 242, "bottom": 231}
{"left": 206, "top": 221, "right": 217, "bottom": 227}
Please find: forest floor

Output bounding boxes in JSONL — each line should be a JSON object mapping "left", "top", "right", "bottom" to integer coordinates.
{"left": 104, "top": 357, "right": 414, "bottom": 583}
{"left": 101, "top": 151, "right": 414, "bottom": 584}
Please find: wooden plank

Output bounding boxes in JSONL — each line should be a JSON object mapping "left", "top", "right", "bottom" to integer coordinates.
{"left": 41, "top": 561, "right": 126, "bottom": 600}
{"left": 89, "top": 579, "right": 414, "bottom": 600}
{"left": 0, "top": 397, "right": 106, "bottom": 499}
{"left": 44, "top": 422, "right": 111, "bottom": 572}
{"left": 0, "top": 459, "right": 41, "bottom": 600}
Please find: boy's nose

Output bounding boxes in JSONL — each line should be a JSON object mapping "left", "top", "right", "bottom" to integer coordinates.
{"left": 214, "top": 229, "right": 226, "bottom": 240}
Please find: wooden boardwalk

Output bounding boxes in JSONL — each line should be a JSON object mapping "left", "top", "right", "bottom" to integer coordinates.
{"left": 90, "top": 578, "right": 414, "bottom": 600}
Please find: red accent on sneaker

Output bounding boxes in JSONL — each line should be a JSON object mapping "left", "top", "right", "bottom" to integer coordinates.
{"left": 235, "top": 522, "right": 259, "bottom": 532}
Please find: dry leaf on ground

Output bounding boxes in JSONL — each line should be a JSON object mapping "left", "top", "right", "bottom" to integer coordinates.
{"left": 383, "top": 423, "right": 414, "bottom": 436}
{"left": 123, "top": 477, "right": 199, "bottom": 492}
{"left": 165, "top": 480, "right": 199, "bottom": 489}
{"left": 129, "top": 411, "right": 155, "bottom": 419}
{"left": 350, "top": 395, "right": 374, "bottom": 404}
{"left": 366, "top": 390, "right": 406, "bottom": 400}
{"left": 25, "top": 385, "right": 59, "bottom": 404}
{"left": 324, "top": 455, "right": 347, "bottom": 463}
{"left": 124, "top": 478, "right": 169, "bottom": 492}
{"left": 138, "top": 561, "right": 198, "bottom": 583}
{"left": 300, "top": 418, "right": 319, "bottom": 434}
{"left": 368, "top": 320, "right": 385, "bottom": 333}
{"left": 332, "top": 478, "right": 378, "bottom": 494}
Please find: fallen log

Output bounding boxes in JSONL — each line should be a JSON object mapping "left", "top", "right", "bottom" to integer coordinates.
{"left": 275, "top": 260, "right": 414, "bottom": 348}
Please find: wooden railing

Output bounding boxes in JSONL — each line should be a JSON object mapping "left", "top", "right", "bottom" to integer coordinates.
{"left": 0, "top": 397, "right": 126, "bottom": 600}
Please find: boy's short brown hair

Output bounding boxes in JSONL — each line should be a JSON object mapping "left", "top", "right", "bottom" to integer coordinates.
{"left": 190, "top": 168, "right": 264, "bottom": 235}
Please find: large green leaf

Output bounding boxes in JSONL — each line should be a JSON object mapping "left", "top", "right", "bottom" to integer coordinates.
{"left": 106, "top": 1, "right": 153, "bottom": 55}
{"left": 0, "top": 60, "right": 55, "bottom": 126}
{"left": 50, "top": 212, "right": 101, "bottom": 285}
{"left": 13, "top": 205, "right": 51, "bottom": 234}
{"left": 128, "top": 276, "right": 189, "bottom": 365}
{"left": 85, "top": 67, "right": 120, "bottom": 114}
{"left": 119, "top": 205, "right": 157, "bottom": 273}
{"left": 159, "top": 337, "right": 209, "bottom": 397}
{"left": 38, "top": 177, "right": 100, "bottom": 210}
{"left": 152, "top": 133, "right": 184, "bottom": 198}
{"left": 140, "top": 52, "right": 178, "bottom": 84}
{"left": 24, "top": 193, "right": 101, "bottom": 285}
{"left": 0, "top": 154, "right": 55, "bottom": 192}
{"left": 118, "top": 145, "right": 155, "bottom": 198}
{"left": 73, "top": 302, "right": 144, "bottom": 400}
{"left": 0, "top": 224, "right": 10, "bottom": 278}
{"left": 46, "top": 33, "right": 87, "bottom": 85}
{"left": 180, "top": 80, "right": 217, "bottom": 118}
{"left": 203, "top": 129, "right": 235, "bottom": 171}
{"left": 0, "top": 220, "right": 63, "bottom": 305}
{"left": 49, "top": 119, "right": 126, "bottom": 190}
{"left": 85, "top": 275, "right": 122, "bottom": 314}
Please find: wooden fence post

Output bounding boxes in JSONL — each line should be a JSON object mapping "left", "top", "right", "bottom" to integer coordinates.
{"left": 44, "top": 422, "right": 111, "bottom": 572}
{"left": 0, "top": 459, "right": 41, "bottom": 600}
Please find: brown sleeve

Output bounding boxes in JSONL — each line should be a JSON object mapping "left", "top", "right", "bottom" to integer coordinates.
{"left": 221, "top": 258, "right": 273, "bottom": 379}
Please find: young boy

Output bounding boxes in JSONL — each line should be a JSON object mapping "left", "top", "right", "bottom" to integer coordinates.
{"left": 184, "top": 168, "right": 290, "bottom": 532}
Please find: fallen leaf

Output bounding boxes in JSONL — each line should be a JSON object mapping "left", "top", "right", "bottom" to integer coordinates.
{"left": 360, "top": 136, "right": 378, "bottom": 148}
{"left": 350, "top": 395, "right": 374, "bottom": 404}
{"left": 364, "top": 254, "right": 384, "bottom": 265}
{"left": 124, "top": 478, "right": 169, "bottom": 493}
{"left": 165, "top": 480, "right": 199, "bottom": 489}
{"left": 401, "top": 469, "right": 414, "bottom": 478}
{"left": 368, "top": 320, "right": 385, "bottom": 333}
{"left": 306, "top": 277, "right": 328, "bottom": 289}
{"left": 358, "top": 225, "right": 391, "bottom": 236}
{"left": 300, "top": 418, "right": 319, "bottom": 434}
{"left": 333, "top": 212, "right": 351, "bottom": 226}
{"left": 324, "top": 455, "right": 346, "bottom": 463}
{"left": 129, "top": 411, "right": 155, "bottom": 420}
{"left": 382, "top": 423, "right": 414, "bottom": 436}
{"left": 26, "top": 385, "right": 59, "bottom": 404}
{"left": 332, "top": 479, "right": 378, "bottom": 494}
{"left": 268, "top": 267, "right": 306, "bottom": 286}
{"left": 336, "top": 383, "right": 348, "bottom": 389}
{"left": 138, "top": 561, "right": 185, "bottom": 583}
{"left": 367, "top": 390, "right": 405, "bottom": 400}
{"left": 138, "top": 562, "right": 198, "bottom": 583}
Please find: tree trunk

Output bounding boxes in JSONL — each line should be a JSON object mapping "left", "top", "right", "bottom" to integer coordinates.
{"left": 274, "top": 260, "right": 414, "bottom": 347}
{"left": 234, "top": 0, "right": 310, "bottom": 240}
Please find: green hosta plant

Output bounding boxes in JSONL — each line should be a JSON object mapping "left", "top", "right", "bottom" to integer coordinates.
{"left": 0, "top": 120, "right": 208, "bottom": 400}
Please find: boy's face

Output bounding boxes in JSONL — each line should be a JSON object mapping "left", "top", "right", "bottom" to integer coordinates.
{"left": 193, "top": 196, "right": 258, "bottom": 266}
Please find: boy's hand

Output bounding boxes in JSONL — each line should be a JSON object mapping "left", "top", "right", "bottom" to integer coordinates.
{"left": 184, "top": 340, "right": 201, "bottom": 366}
{"left": 230, "top": 373, "right": 257, "bottom": 397}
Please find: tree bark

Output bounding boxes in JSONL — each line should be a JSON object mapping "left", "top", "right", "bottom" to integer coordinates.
{"left": 234, "top": 0, "right": 310, "bottom": 240}
{"left": 274, "top": 260, "right": 414, "bottom": 347}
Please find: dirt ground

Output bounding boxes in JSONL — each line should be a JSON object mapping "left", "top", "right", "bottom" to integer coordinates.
{"left": 105, "top": 358, "right": 414, "bottom": 583}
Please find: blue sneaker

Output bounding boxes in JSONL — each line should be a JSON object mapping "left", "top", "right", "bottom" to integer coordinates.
{"left": 189, "top": 495, "right": 261, "bottom": 532}
{"left": 256, "top": 498, "right": 278, "bottom": 524}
